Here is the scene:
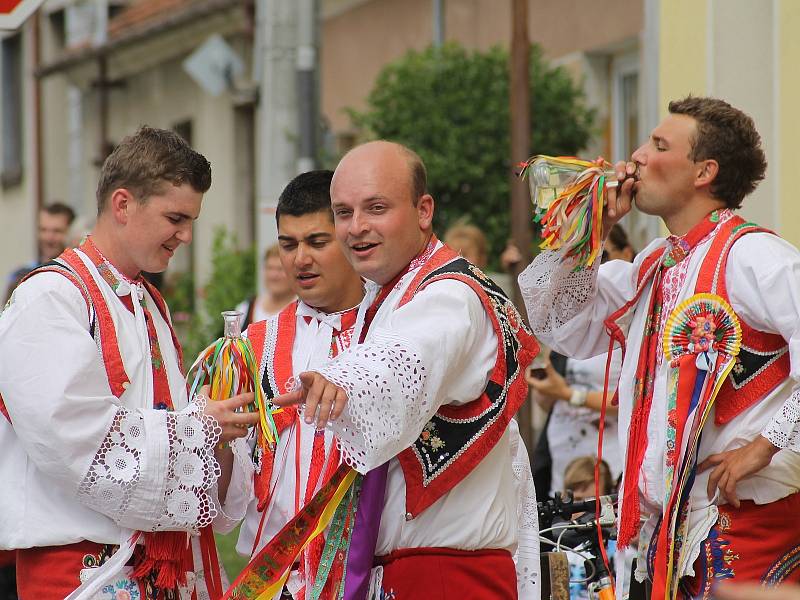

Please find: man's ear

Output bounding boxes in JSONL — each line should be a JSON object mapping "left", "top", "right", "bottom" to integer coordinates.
{"left": 108, "top": 188, "right": 135, "bottom": 225}
{"left": 695, "top": 159, "right": 719, "bottom": 190}
{"left": 417, "top": 193, "right": 434, "bottom": 230}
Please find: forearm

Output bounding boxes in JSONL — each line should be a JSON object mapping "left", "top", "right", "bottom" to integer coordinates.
{"left": 214, "top": 447, "right": 234, "bottom": 505}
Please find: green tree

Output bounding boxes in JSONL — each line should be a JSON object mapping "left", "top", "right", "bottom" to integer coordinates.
{"left": 165, "top": 228, "right": 256, "bottom": 363}
{"left": 349, "top": 42, "right": 595, "bottom": 268}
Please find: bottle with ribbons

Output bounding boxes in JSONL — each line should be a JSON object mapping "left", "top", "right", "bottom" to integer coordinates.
{"left": 519, "top": 155, "right": 627, "bottom": 268}
{"left": 188, "top": 310, "right": 279, "bottom": 451}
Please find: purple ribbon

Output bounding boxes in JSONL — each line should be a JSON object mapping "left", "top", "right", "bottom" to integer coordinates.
{"left": 342, "top": 463, "right": 389, "bottom": 600}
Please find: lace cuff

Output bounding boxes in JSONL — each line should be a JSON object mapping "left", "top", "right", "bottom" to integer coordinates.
{"left": 316, "top": 331, "right": 431, "bottom": 473}
{"left": 518, "top": 250, "right": 599, "bottom": 337}
{"left": 77, "top": 397, "right": 222, "bottom": 533}
{"left": 763, "top": 388, "right": 800, "bottom": 452}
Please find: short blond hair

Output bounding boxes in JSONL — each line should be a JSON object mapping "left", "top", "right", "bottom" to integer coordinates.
{"left": 563, "top": 456, "right": 611, "bottom": 496}
{"left": 444, "top": 219, "right": 488, "bottom": 267}
{"left": 263, "top": 243, "right": 280, "bottom": 262}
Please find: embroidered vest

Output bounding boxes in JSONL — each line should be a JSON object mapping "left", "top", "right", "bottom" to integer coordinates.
{"left": 693, "top": 216, "right": 789, "bottom": 424}
{"left": 394, "top": 246, "right": 539, "bottom": 518}
{"left": 0, "top": 249, "right": 181, "bottom": 423}
{"left": 247, "top": 302, "right": 300, "bottom": 508}
{"left": 606, "top": 216, "right": 788, "bottom": 424}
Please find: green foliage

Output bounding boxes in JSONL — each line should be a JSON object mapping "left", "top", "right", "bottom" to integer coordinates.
{"left": 348, "top": 42, "right": 595, "bottom": 267}
{"left": 165, "top": 228, "right": 256, "bottom": 364}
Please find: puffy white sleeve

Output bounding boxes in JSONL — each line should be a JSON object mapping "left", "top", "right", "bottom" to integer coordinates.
{"left": 316, "top": 279, "right": 497, "bottom": 473}
{"left": 518, "top": 249, "right": 640, "bottom": 359}
{"left": 0, "top": 275, "right": 222, "bottom": 533}
{"left": 727, "top": 234, "right": 800, "bottom": 453}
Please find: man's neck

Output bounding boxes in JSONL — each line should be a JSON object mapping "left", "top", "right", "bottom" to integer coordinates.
{"left": 87, "top": 228, "right": 140, "bottom": 280}
{"left": 663, "top": 198, "right": 727, "bottom": 237}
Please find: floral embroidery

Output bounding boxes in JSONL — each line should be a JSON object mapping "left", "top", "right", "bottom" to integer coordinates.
{"left": 732, "top": 356, "right": 745, "bottom": 376}
{"left": 419, "top": 421, "right": 445, "bottom": 452}
{"left": 100, "top": 579, "right": 141, "bottom": 600}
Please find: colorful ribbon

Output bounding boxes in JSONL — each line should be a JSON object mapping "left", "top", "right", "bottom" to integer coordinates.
{"left": 224, "top": 464, "right": 358, "bottom": 600}
{"left": 519, "top": 155, "right": 614, "bottom": 268}
{"left": 188, "top": 331, "right": 279, "bottom": 451}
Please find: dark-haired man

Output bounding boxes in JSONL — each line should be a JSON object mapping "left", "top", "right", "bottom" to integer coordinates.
{"left": 235, "top": 170, "right": 364, "bottom": 599}
{"left": 521, "top": 96, "right": 800, "bottom": 598}
{"left": 0, "top": 126, "right": 257, "bottom": 598}
{"left": 274, "top": 141, "right": 540, "bottom": 599}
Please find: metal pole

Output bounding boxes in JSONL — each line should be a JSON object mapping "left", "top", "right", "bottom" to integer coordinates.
{"left": 296, "top": 0, "right": 318, "bottom": 173}
{"left": 255, "top": 0, "right": 298, "bottom": 292}
{"left": 433, "top": 0, "right": 444, "bottom": 47}
{"left": 510, "top": 0, "right": 533, "bottom": 451}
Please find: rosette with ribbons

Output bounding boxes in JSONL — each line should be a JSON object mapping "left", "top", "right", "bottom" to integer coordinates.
{"left": 653, "top": 293, "right": 742, "bottom": 599}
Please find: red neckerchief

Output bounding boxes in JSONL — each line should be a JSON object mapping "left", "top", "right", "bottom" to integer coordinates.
{"left": 79, "top": 238, "right": 196, "bottom": 592}
{"left": 617, "top": 210, "right": 723, "bottom": 549}
{"left": 359, "top": 236, "right": 438, "bottom": 343}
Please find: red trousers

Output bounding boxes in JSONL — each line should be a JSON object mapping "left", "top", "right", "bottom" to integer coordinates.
{"left": 376, "top": 547, "right": 518, "bottom": 600}
{"left": 16, "top": 541, "right": 109, "bottom": 599}
{"left": 681, "top": 492, "right": 800, "bottom": 599}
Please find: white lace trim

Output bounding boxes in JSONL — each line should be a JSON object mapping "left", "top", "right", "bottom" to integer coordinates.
{"left": 763, "top": 387, "right": 800, "bottom": 451}
{"left": 77, "top": 397, "right": 222, "bottom": 532}
{"left": 316, "top": 330, "right": 430, "bottom": 474}
{"left": 511, "top": 426, "right": 540, "bottom": 600}
{"left": 518, "top": 250, "right": 600, "bottom": 337}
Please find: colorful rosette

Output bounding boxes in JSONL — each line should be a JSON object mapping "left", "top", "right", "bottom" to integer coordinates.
{"left": 662, "top": 293, "right": 742, "bottom": 368}
{"left": 518, "top": 155, "right": 615, "bottom": 268}
{"left": 188, "top": 311, "right": 279, "bottom": 450}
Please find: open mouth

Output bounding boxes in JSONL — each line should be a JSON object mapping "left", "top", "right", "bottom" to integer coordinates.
{"left": 162, "top": 245, "right": 176, "bottom": 255}
{"left": 351, "top": 241, "right": 378, "bottom": 255}
{"left": 297, "top": 273, "right": 319, "bottom": 286}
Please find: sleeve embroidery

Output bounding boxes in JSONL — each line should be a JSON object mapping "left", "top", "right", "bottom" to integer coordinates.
{"left": 518, "top": 250, "right": 600, "bottom": 337}
{"left": 316, "top": 331, "right": 430, "bottom": 474}
{"left": 77, "top": 397, "right": 222, "bottom": 532}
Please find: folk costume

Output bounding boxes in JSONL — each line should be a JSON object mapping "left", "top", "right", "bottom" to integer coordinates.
{"left": 520, "top": 210, "right": 800, "bottom": 599}
{"left": 307, "top": 239, "right": 540, "bottom": 599}
{"left": 0, "top": 238, "right": 250, "bottom": 599}
{"left": 237, "top": 299, "right": 360, "bottom": 599}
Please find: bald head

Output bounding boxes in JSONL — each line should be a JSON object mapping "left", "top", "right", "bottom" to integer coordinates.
{"left": 330, "top": 140, "right": 435, "bottom": 284}
{"left": 334, "top": 141, "right": 426, "bottom": 205}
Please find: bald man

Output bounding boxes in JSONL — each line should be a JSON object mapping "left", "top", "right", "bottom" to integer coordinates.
{"left": 274, "top": 141, "right": 540, "bottom": 599}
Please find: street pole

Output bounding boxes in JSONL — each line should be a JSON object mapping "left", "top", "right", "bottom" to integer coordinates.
{"left": 433, "top": 0, "right": 444, "bottom": 47}
{"left": 510, "top": 0, "right": 534, "bottom": 452}
{"left": 255, "top": 0, "right": 299, "bottom": 292}
{"left": 296, "top": 0, "right": 318, "bottom": 174}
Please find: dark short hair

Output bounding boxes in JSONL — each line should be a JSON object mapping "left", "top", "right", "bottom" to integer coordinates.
{"left": 275, "top": 170, "right": 335, "bottom": 225}
{"left": 42, "top": 201, "right": 76, "bottom": 226}
{"left": 96, "top": 126, "right": 211, "bottom": 214}
{"left": 668, "top": 96, "right": 766, "bottom": 209}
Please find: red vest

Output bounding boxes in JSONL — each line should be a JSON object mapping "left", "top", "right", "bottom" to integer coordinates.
{"left": 694, "top": 217, "right": 789, "bottom": 424}
{"left": 393, "top": 246, "right": 539, "bottom": 518}
{"left": 607, "top": 216, "right": 789, "bottom": 425}
{"left": 0, "top": 248, "right": 181, "bottom": 423}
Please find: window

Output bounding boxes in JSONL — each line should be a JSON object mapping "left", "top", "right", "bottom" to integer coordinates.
{"left": 1, "top": 33, "right": 23, "bottom": 188}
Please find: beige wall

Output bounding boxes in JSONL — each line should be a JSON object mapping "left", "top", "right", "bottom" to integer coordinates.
{"left": 35, "top": 10, "right": 255, "bottom": 291}
{"left": 778, "top": 0, "right": 800, "bottom": 247}
{"left": 321, "top": 0, "right": 642, "bottom": 133}
{"left": 0, "top": 21, "right": 37, "bottom": 290}
{"left": 657, "top": 0, "right": 788, "bottom": 240}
